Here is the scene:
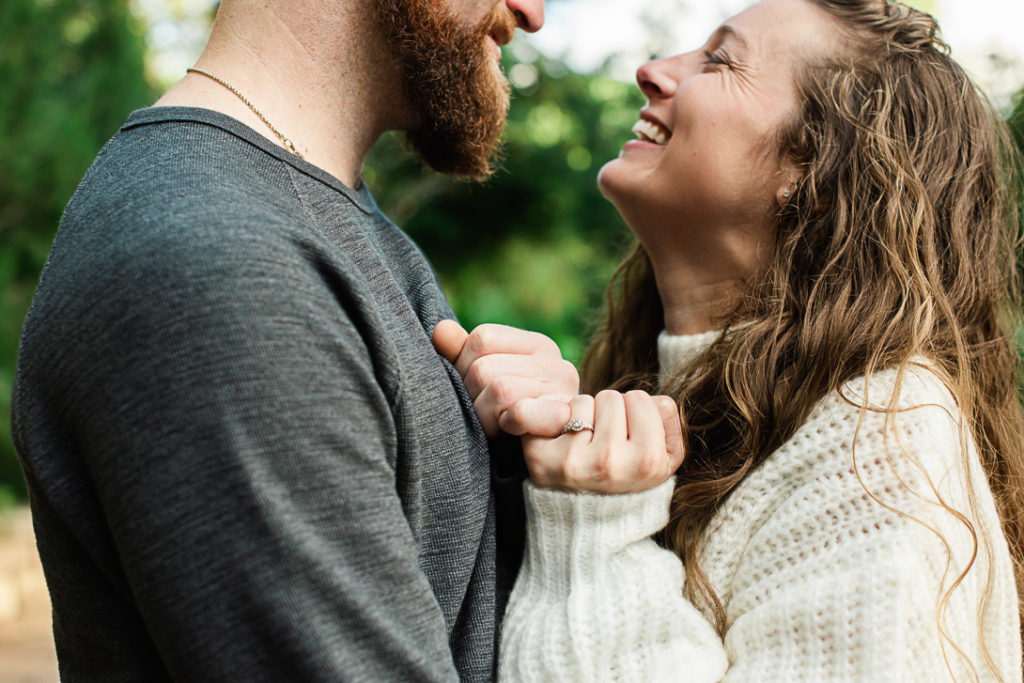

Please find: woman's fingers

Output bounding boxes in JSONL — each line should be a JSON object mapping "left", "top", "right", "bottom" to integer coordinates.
{"left": 522, "top": 394, "right": 595, "bottom": 489}
{"left": 622, "top": 390, "right": 662, "bottom": 443}
{"left": 565, "top": 394, "right": 597, "bottom": 437}
{"left": 521, "top": 391, "right": 683, "bottom": 495}
{"left": 654, "top": 395, "right": 686, "bottom": 473}
{"left": 593, "top": 390, "right": 627, "bottom": 445}
{"left": 621, "top": 390, "right": 666, "bottom": 481}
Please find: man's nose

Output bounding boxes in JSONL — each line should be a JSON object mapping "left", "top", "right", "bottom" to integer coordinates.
{"left": 506, "top": 0, "right": 544, "bottom": 32}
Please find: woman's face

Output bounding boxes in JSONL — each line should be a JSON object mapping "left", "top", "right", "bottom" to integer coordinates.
{"left": 598, "top": 0, "right": 837, "bottom": 262}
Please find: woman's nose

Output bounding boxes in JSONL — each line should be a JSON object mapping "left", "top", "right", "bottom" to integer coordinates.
{"left": 636, "top": 57, "right": 680, "bottom": 100}
{"left": 505, "top": 0, "right": 545, "bottom": 32}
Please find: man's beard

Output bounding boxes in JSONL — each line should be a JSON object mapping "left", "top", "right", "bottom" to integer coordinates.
{"left": 375, "top": 0, "right": 514, "bottom": 179}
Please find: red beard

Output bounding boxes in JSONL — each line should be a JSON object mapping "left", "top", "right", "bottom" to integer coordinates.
{"left": 374, "top": 0, "right": 515, "bottom": 179}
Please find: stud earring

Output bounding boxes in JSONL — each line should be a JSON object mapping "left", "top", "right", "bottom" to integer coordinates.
{"left": 782, "top": 189, "right": 792, "bottom": 199}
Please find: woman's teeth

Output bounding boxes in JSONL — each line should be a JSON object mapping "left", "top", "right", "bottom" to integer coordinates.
{"left": 632, "top": 119, "right": 670, "bottom": 145}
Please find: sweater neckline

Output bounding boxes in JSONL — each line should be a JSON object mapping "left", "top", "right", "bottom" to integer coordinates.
{"left": 657, "top": 329, "right": 723, "bottom": 378}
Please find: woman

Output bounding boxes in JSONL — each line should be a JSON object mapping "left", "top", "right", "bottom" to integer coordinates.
{"left": 497, "top": 0, "right": 1024, "bottom": 679}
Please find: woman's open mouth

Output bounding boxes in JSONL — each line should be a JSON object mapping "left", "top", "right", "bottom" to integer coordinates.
{"left": 632, "top": 118, "right": 671, "bottom": 146}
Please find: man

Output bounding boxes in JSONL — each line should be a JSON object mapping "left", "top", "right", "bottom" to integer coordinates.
{"left": 11, "top": 0, "right": 573, "bottom": 679}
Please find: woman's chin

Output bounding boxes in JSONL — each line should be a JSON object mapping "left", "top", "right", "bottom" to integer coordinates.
{"left": 596, "top": 158, "right": 627, "bottom": 203}
{"left": 597, "top": 159, "right": 653, "bottom": 227}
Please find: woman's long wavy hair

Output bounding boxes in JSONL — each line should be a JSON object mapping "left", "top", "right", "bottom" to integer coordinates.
{"left": 581, "top": 0, "right": 1024, "bottom": 674}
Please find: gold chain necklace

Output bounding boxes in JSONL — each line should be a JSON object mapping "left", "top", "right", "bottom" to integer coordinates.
{"left": 186, "top": 67, "right": 304, "bottom": 159}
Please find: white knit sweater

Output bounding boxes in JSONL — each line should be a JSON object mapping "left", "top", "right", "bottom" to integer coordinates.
{"left": 499, "top": 331, "right": 1022, "bottom": 682}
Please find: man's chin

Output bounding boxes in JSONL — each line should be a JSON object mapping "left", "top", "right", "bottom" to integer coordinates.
{"left": 406, "top": 81, "right": 510, "bottom": 180}
{"left": 405, "top": 121, "right": 506, "bottom": 180}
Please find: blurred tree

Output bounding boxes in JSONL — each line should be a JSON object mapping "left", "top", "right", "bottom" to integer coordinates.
{"left": 1006, "top": 90, "right": 1024, "bottom": 362}
{"left": 366, "top": 53, "right": 645, "bottom": 363}
{"left": 1009, "top": 89, "right": 1024, "bottom": 313}
{"left": 1010, "top": 89, "right": 1024, "bottom": 154}
{"left": 0, "top": 0, "right": 155, "bottom": 499}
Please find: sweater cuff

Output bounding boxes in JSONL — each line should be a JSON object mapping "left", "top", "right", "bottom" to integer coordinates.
{"left": 522, "top": 478, "right": 675, "bottom": 555}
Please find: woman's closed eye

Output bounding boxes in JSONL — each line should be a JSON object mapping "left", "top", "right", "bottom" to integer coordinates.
{"left": 703, "top": 49, "right": 734, "bottom": 68}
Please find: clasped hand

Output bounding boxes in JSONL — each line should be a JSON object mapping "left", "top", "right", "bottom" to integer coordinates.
{"left": 434, "top": 321, "right": 684, "bottom": 494}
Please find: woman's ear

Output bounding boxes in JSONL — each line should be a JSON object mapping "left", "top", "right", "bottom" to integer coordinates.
{"left": 775, "top": 151, "right": 801, "bottom": 207}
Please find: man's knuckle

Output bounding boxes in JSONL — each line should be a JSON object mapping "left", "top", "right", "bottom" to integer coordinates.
{"left": 465, "top": 358, "right": 494, "bottom": 389}
{"left": 477, "top": 324, "right": 508, "bottom": 349}
{"left": 466, "top": 327, "right": 492, "bottom": 356}
{"left": 537, "top": 333, "right": 560, "bottom": 355}
{"left": 491, "top": 376, "right": 518, "bottom": 407}
{"left": 559, "top": 360, "right": 580, "bottom": 383}
{"left": 504, "top": 400, "right": 527, "bottom": 424}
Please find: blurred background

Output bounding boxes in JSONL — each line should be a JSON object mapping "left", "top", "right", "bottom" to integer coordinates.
{"left": 0, "top": 0, "right": 1022, "bottom": 679}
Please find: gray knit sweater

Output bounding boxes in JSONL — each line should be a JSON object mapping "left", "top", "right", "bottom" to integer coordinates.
{"left": 12, "top": 107, "right": 505, "bottom": 682}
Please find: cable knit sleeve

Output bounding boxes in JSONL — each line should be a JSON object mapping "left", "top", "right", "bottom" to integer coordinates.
{"left": 711, "top": 366, "right": 1021, "bottom": 681}
{"left": 499, "top": 479, "right": 728, "bottom": 682}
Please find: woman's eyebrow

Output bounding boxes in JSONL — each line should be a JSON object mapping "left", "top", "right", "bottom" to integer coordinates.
{"left": 710, "top": 24, "right": 751, "bottom": 50}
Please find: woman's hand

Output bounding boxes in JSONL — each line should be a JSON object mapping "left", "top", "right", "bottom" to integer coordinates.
{"left": 433, "top": 320, "right": 579, "bottom": 438}
{"left": 521, "top": 390, "right": 685, "bottom": 494}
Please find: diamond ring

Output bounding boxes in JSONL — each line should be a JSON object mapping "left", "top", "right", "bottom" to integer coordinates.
{"left": 560, "top": 417, "right": 595, "bottom": 435}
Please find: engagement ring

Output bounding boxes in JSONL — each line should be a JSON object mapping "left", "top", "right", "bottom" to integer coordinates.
{"left": 560, "top": 417, "right": 595, "bottom": 434}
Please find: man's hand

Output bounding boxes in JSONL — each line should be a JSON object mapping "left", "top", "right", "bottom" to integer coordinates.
{"left": 433, "top": 320, "right": 579, "bottom": 438}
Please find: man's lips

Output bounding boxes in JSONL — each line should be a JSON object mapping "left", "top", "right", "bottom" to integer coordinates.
{"left": 487, "top": 35, "right": 502, "bottom": 60}
{"left": 486, "top": 12, "right": 515, "bottom": 61}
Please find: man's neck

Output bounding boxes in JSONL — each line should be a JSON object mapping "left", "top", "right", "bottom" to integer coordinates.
{"left": 153, "top": 0, "right": 407, "bottom": 188}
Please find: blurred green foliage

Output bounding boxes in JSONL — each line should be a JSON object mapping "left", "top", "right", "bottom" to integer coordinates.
{"left": 0, "top": 0, "right": 156, "bottom": 500}
{"left": 1011, "top": 91, "right": 1024, "bottom": 160}
{"left": 1010, "top": 93, "right": 1024, "bottom": 351}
